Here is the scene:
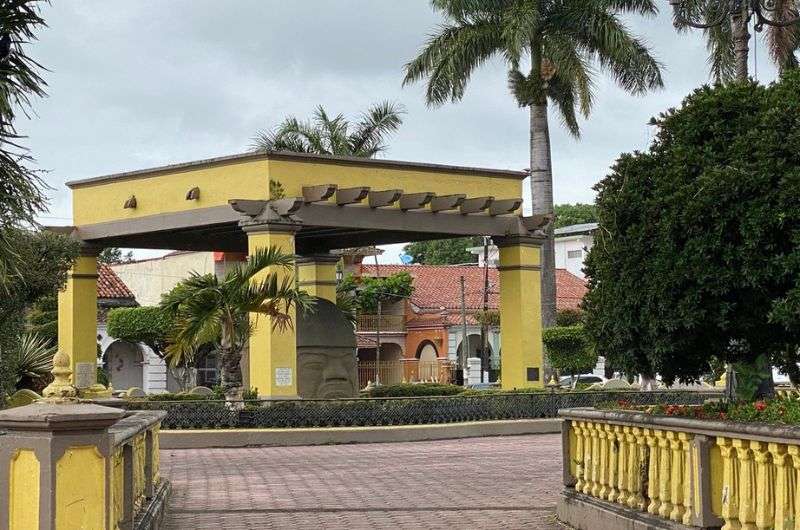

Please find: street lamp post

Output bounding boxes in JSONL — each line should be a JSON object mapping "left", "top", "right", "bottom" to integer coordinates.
{"left": 670, "top": 0, "right": 800, "bottom": 80}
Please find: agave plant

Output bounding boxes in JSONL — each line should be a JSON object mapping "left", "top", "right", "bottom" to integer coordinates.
{"left": 11, "top": 332, "right": 54, "bottom": 387}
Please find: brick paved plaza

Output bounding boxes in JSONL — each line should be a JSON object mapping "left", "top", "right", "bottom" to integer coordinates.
{"left": 161, "top": 434, "right": 566, "bottom": 529}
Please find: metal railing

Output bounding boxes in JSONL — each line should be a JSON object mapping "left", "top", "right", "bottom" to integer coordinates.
{"left": 122, "top": 390, "right": 721, "bottom": 430}
{"left": 356, "top": 314, "right": 406, "bottom": 332}
{"left": 357, "top": 359, "right": 455, "bottom": 386}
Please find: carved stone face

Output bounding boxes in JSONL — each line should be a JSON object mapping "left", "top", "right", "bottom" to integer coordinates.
{"left": 297, "top": 347, "right": 358, "bottom": 399}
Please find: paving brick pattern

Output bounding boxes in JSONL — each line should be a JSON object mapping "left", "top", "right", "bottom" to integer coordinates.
{"left": 161, "top": 434, "right": 567, "bottom": 529}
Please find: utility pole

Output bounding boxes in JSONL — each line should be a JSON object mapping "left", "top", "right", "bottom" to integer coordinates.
{"left": 480, "top": 236, "right": 490, "bottom": 383}
{"left": 375, "top": 297, "right": 382, "bottom": 386}
{"left": 460, "top": 275, "right": 468, "bottom": 385}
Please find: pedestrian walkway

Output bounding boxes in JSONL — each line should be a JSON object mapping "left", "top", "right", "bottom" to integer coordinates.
{"left": 162, "top": 434, "right": 566, "bottom": 529}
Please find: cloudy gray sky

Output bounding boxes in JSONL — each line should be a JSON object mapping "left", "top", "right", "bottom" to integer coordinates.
{"left": 21, "top": 1, "right": 779, "bottom": 261}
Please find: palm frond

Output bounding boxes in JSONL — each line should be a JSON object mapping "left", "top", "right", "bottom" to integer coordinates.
{"left": 231, "top": 246, "right": 295, "bottom": 285}
{"left": 402, "top": 18, "right": 504, "bottom": 106}
{"left": 349, "top": 101, "right": 406, "bottom": 157}
{"left": 766, "top": 0, "right": 800, "bottom": 73}
{"left": 546, "top": 74, "right": 581, "bottom": 137}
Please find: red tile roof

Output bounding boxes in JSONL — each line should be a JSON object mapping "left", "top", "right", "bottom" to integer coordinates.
{"left": 97, "top": 264, "right": 136, "bottom": 300}
{"left": 359, "top": 264, "right": 587, "bottom": 314}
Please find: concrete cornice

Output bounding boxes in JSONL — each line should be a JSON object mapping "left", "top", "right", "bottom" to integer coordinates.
{"left": 66, "top": 150, "right": 528, "bottom": 188}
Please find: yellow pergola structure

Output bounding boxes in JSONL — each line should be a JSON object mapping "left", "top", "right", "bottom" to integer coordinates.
{"left": 58, "top": 151, "right": 549, "bottom": 397}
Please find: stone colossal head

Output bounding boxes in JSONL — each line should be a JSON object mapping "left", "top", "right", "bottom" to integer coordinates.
{"left": 297, "top": 298, "right": 358, "bottom": 399}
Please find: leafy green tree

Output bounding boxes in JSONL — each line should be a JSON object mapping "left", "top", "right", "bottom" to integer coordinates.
{"left": 0, "top": 1, "right": 50, "bottom": 287}
{"left": 543, "top": 325, "right": 596, "bottom": 386}
{"left": 404, "top": 237, "right": 480, "bottom": 265}
{"left": 0, "top": 229, "right": 78, "bottom": 355}
{"left": 98, "top": 247, "right": 134, "bottom": 265}
{"left": 251, "top": 101, "right": 405, "bottom": 158}
{"left": 554, "top": 203, "right": 597, "bottom": 229}
{"left": 338, "top": 272, "right": 414, "bottom": 313}
{"left": 404, "top": 0, "right": 663, "bottom": 333}
{"left": 160, "top": 247, "right": 313, "bottom": 401}
{"left": 27, "top": 293, "right": 57, "bottom": 345}
{"left": 583, "top": 72, "right": 800, "bottom": 398}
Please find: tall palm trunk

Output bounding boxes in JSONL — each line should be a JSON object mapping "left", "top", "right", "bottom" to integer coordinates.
{"left": 530, "top": 102, "right": 557, "bottom": 380}
{"left": 220, "top": 322, "right": 243, "bottom": 403}
{"left": 731, "top": 6, "right": 751, "bottom": 81}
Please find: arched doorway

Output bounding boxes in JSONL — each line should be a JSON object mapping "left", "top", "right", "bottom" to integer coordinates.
{"left": 104, "top": 340, "right": 144, "bottom": 391}
{"left": 416, "top": 341, "right": 439, "bottom": 380}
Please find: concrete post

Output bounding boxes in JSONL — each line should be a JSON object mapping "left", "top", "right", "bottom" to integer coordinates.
{"left": 57, "top": 246, "right": 110, "bottom": 397}
{"left": 244, "top": 222, "right": 300, "bottom": 398}
{"left": 496, "top": 235, "right": 544, "bottom": 389}
{"left": 296, "top": 254, "right": 340, "bottom": 303}
{"left": 0, "top": 403, "right": 124, "bottom": 530}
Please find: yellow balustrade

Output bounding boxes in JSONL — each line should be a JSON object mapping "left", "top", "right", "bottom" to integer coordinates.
{"left": 561, "top": 415, "right": 800, "bottom": 530}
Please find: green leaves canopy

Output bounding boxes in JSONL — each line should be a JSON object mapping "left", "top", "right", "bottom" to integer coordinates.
{"left": 338, "top": 272, "right": 414, "bottom": 313}
{"left": 542, "top": 325, "right": 596, "bottom": 376}
{"left": 106, "top": 306, "right": 174, "bottom": 356}
{"left": 403, "top": 0, "right": 663, "bottom": 135}
{"left": 251, "top": 101, "right": 405, "bottom": 158}
{"left": 404, "top": 237, "right": 481, "bottom": 265}
{"left": 583, "top": 71, "right": 800, "bottom": 384}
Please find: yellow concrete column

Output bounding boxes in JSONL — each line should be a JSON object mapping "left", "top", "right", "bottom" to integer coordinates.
{"left": 58, "top": 249, "right": 109, "bottom": 397}
{"left": 497, "top": 235, "right": 543, "bottom": 389}
{"left": 296, "top": 254, "right": 340, "bottom": 302}
{"left": 246, "top": 224, "right": 300, "bottom": 398}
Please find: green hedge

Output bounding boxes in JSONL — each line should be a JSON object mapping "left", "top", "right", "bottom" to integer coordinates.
{"left": 365, "top": 383, "right": 465, "bottom": 397}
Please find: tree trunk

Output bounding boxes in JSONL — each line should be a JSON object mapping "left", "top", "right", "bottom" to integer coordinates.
{"left": 530, "top": 103, "right": 557, "bottom": 381}
{"left": 731, "top": 7, "right": 750, "bottom": 82}
{"left": 220, "top": 326, "right": 243, "bottom": 404}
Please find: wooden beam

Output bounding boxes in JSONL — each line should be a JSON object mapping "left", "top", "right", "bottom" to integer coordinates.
{"left": 489, "top": 198, "right": 523, "bottom": 216}
{"left": 430, "top": 194, "right": 465, "bottom": 212}
{"left": 460, "top": 196, "right": 494, "bottom": 215}
{"left": 399, "top": 192, "right": 435, "bottom": 211}
{"left": 336, "top": 187, "right": 370, "bottom": 205}
{"left": 271, "top": 197, "right": 304, "bottom": 216}
{"left": 368, "top": 189, "right": 403, "bottom": 208}
{"left": 229, "top": 199, "right": 268, "bottom": 217}
{"left": 302, "top": 184, "right": 337, "bottom": 203}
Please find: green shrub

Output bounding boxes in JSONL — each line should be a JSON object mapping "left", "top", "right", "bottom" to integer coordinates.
{"left": 365, "top": 383, "right": 465, "bottom": 397}
{"left": 556, "top": 309, "right": 582, "bottom": 327}
{"left": 106, "top": 306, "right": 173, "bottom": 352}
{"left": 543, "top": 325, "right": 596, "bottom": 378}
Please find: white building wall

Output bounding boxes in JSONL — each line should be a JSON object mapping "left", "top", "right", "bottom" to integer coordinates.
{"left": 111, "top": 252, "right": 215, "bottom": 306}
{"left": 97, "top": 323, "right": 168, "bottom": 393}
{"left": 554, "top": 235, "right": 594, "bottom": 279}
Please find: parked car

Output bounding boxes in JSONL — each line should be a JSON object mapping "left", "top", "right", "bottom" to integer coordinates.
{"left": 559, "top": 374, "right": 607, "bottom": 389}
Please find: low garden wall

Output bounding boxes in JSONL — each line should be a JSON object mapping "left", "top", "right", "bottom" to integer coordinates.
{"left": 121, "top": 391, "right": 720, "bottom": 430}
{"left": 558, "top": 407, "right": 800, "bottom": 530}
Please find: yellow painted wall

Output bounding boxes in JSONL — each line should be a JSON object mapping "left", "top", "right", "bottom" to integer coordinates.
{"left": 498, "top": 244, "right": 543, "bottom": 390}
{"left": 56, "top": 446, "right": 106, "bottom": 530}
{"left": 9, "top": 449, "right": 40, "bottom": 530}
{"left": 58, "top": 256, "right": 99, "bottom": 390}
{"left": 297, "top": 260, "right": 338, "bottom": 302}
{"left": 72, "top": 159, "right": 269, "bottom": 225}
{"left": 248, "top": 231, "right": 298, "bottom": 398}
{"left": 70, "top": 155, "right": 522, "bottom": 226}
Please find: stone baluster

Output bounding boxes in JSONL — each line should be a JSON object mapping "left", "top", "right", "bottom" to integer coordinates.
{"left": 606, "top": 424, "right": 619, "bottom": 503}
{"left": 598, "top": 425, "right": 609, "bottom": 499}
{"left": 591, "top": 422, "right": 601, "bottom": 497}
{"left": 646, "top": 429, "right": 661, "bottom": 515}
{"left": 626, "top": 427, "right": 643, "bottom": 509}
{"left": 787, "top": 445, "right": 800, "bottom": 530}
{"left": 658, "top": 430, "right": 673, "bottom": 519}
{"left": 681, "top": 433, "right": 694, "bottom": 526}
{"left": 668, "top": 431, "right": 686, "bottom": 522}
{"left": 634, "top": 427, "right": 649, "bottom": 511}
{"left": 751, "top": 441, "right": 774, "bottom": 530}
{"left": 574, "top": 422, "right": 586, "bottom": 492}
{"left": 616, "top": 425, "right": 630, "bottom": 505}
{"left": 769, "top": 443, "right": 793, "bottom": 530}
{"left": 733, "top": 439, "right": 757, "bottom": 530}
{"left": 582, "top": 422, "right": 595, "bottom": 495}
{"left": 718, "top": 437, "right": 741, "bottom": 530}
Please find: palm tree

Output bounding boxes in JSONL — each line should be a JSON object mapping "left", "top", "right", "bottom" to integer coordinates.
{"left": 673, "top": 1, "right": 799, "bottom": 82}
{"left": 160, "top": 247, "right": 313, "bottom": 401}
{"left": 403, "top": 0, "right": 663, "bottom": 335}
{"left": 0, "top": 1, "right": 49, "bottom": 290}
{"left": 251, "top": 101, "right": 405, "bottom": 158}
